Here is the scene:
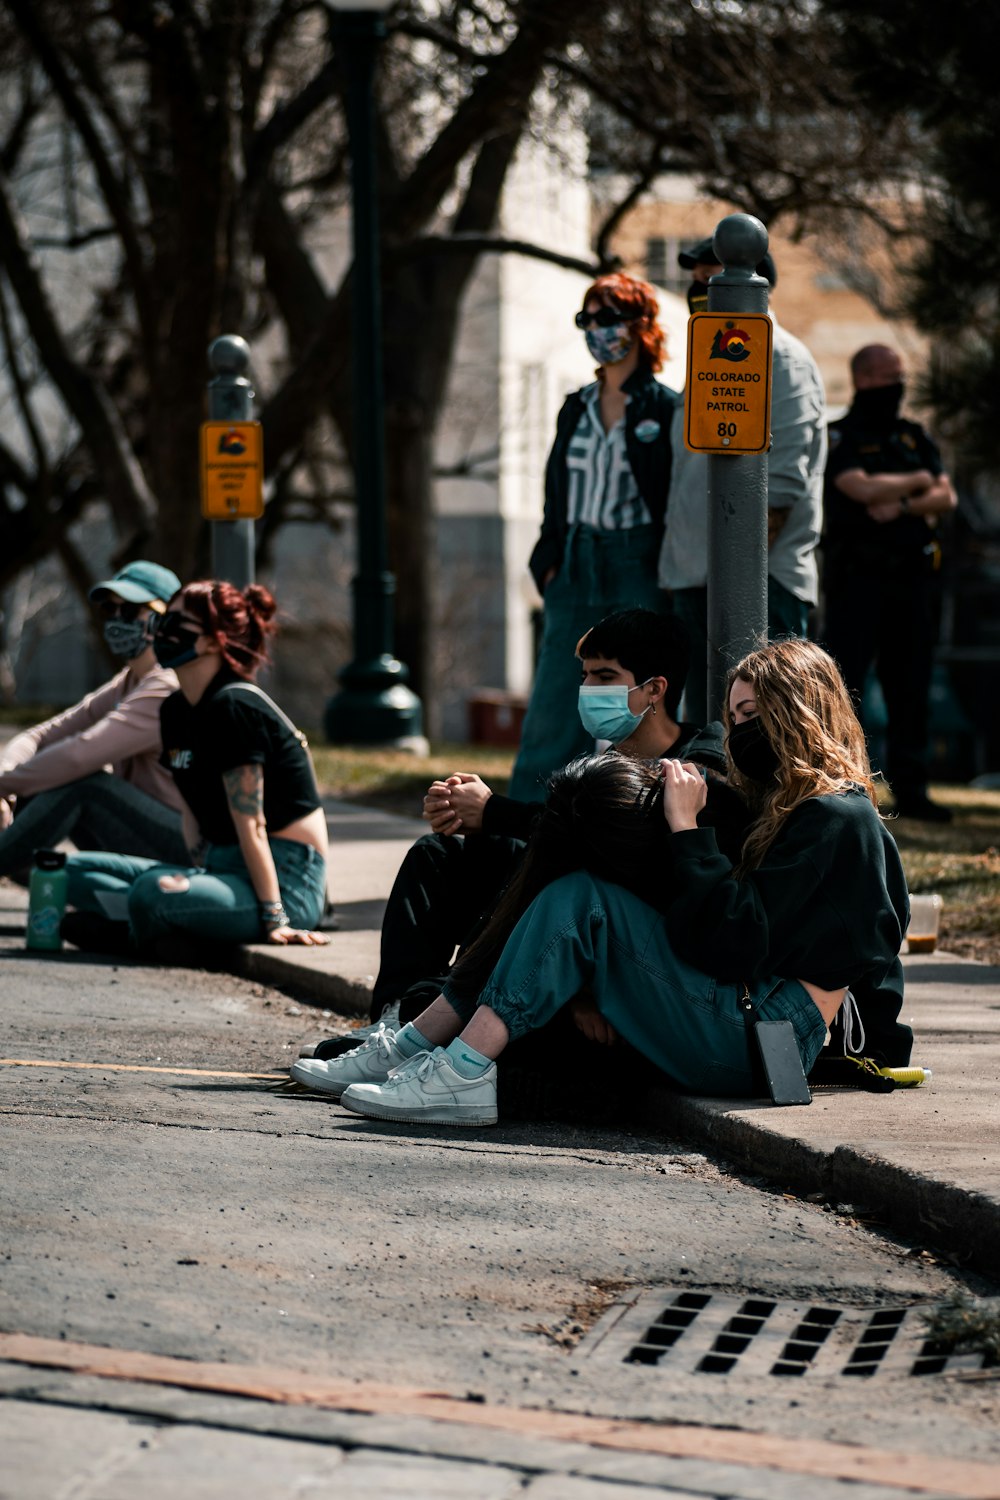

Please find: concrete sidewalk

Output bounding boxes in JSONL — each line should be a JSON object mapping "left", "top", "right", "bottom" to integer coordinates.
{"left": 242, "top": 799, "right": 1000, "bottom": 1275}
{"left": 9, "top": 796, "right": 1000, "bottom": 1274}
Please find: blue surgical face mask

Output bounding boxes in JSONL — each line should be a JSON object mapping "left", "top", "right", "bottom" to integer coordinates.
{"left": 578, "top": 681, "right": 651, "bottom": 744}
{"left": 584, "top": 324, "right": 634, "bottom": 366}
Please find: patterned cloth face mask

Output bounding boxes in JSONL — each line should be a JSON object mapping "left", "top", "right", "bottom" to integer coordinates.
{"left": 584, "top": 324, "right": 634, "bottom": 366}
{"left": 103, "top": 618, "right": 150, "bottom": 659}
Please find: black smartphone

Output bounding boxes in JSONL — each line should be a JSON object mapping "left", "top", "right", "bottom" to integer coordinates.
{"left": 754, "top": 1020, "right": 812, "bottom": 1106}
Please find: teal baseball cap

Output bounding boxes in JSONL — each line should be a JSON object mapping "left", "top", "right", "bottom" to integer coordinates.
{"left": 89, "top": 560, "right": 182, "bottom": 608}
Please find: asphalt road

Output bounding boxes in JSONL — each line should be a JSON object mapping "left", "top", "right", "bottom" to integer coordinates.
{"left": 2, "top": 939, "right": 999, "bottom": 1496}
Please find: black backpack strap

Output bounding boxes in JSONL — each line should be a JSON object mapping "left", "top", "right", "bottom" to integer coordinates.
{"left": 214, "top": 681, "right": 309, "bottom": 750}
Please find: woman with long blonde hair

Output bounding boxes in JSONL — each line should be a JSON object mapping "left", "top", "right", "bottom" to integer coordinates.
{"left": 311, "top": 640, "right": 911, "bottom": 1126}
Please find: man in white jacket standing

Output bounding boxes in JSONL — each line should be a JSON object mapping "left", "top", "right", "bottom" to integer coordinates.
{"left": 660, "top": 242, "right": 826, "bottom": 723}
{"left": 0, "top": 561, "right": 186, "bottom": 878}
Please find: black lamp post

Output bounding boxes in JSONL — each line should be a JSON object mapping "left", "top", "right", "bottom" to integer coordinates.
{"left": 323, "top": 0, "right": 424, "bottom": 747}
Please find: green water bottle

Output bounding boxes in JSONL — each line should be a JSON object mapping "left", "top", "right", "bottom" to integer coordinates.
{"left": 26, "top": 849, "right": 68, "bottom": 951}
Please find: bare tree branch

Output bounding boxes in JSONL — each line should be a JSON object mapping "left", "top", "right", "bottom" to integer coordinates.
{"left": 0, "top": 167, "right": 156, "bottom": 538}
{"left": 7, "top": 0, "right": 155, "bottom": 343}
{"left": 405, "top": 232, "right": 599, "bottom": 278}
{"left": 0, "top": 276, "right": 49, "bottom": 480}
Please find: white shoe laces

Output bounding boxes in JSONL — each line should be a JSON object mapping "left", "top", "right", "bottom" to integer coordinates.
{"left": 381, "top": 1048, "right": 438, "bottom": 1089}
{"left": 343, "top": 1022, "right": 395, "bottom": 1062}
{"left": 839, "top": 988, "right": 866, "bottom": 1055}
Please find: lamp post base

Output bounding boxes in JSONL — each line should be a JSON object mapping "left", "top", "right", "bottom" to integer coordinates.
{"left": 323, "top": 655, "right": 427, "bottom": 751}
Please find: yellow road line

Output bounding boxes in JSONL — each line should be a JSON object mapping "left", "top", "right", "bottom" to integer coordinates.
{"left": 0, "top": 1058, "right": 277, "bottom": 1080}
{"left": 0, "top": 1333, "right": 995, "bottom": 1497}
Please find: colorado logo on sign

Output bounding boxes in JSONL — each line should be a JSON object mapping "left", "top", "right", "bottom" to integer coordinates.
{"left": 684, "top": 313, "right": 773, "bottom": 454}
{"left": 200, "top": 421, "right": 264, "bottom": 519}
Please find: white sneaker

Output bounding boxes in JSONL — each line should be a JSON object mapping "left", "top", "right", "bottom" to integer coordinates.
{"left": 341, "top": 1048, "right": 498, "bottom": 1126}
{"left": 290, "top": 1024, "right": 406, "bottom": 1098}
{"left": 297, "top": 999, "right": 401, "bottom": 1059}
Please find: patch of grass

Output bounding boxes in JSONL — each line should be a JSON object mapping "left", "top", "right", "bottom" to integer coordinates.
{"left": 883, "top": 785, "right": 1000, "bottom": 965}
{"left": 309, "top": 741, "right": 515, "bottom": 818}
{"left": 922, "top": 1293, "right": 1000, "bottom": 1366}
{"left": 0, "top": 704, "right": 61, "bottom": 729}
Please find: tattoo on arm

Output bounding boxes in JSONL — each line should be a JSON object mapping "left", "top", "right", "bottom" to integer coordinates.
{"left": 224, "top": 764, "right": 266, "bottom": 824}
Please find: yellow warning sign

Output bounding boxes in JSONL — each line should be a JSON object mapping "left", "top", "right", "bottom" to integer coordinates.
{"left": 200, "top": 421, "right": 264, "bottom": 519}
{"left": 684, "top": 313, "right": 773, "bottom": 454}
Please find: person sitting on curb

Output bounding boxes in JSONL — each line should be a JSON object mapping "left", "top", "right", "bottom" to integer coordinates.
{"left": 291, "top": 608, "right": 749, "bottom": 1093}
{"left": 305, "top": 639, "right": 914, "bottom": 1127}
{"left": 0, "top": 561, "right": 187, "bottom": 881}
{"left": 59, "top": 580, "right": 330, "bottom": 963}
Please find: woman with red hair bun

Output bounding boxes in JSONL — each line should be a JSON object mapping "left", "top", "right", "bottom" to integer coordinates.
{"left": 62, "top": 580, "right": 330, "bottom": 959}
{"left": 510, "top": 273, "right": 679, "bottom": 801}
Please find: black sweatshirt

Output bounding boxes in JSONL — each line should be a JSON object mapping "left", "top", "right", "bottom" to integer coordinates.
{"left": 663, "top": 787, "right": 912, "bottom": 1065}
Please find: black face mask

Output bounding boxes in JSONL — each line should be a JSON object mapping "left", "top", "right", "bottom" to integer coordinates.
{"left": 151, "top": 611, "right": 201, "bottom": 670}
{"left": 687, "top": 281, "right": 710, "bottom": 314}
{"left": 728, "top": 717, "right": 780, "bottom": 783}
{"left": 852, "top": 382, "right": 904, "bottom": 429}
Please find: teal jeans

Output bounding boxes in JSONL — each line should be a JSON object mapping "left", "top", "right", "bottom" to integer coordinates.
{"left": 443, "top": 871, "right": 826, "bottom": 1097}
{"left": 66, "top": 837, "right": 327, "bottom": 946}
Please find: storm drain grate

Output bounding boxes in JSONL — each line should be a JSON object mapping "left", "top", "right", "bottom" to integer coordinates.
{"left": 579, "top": 1290, "right": 990, "bottom": 1380}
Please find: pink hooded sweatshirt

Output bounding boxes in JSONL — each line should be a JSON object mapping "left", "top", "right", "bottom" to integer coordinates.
{"left": 0, "top": 663, "right": 182, "bottom": 812}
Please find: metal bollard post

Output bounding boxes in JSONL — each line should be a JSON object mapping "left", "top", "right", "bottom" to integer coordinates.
{"left": 705, "top": 214, "right": 771, "bottom": 718}
{"left": 208, "top": 336, "right": 256, "bottom": 588}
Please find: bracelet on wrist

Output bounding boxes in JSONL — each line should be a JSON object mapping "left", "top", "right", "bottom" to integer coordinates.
{"left": 259, "top": 899, "right": 290, "bottom": 933}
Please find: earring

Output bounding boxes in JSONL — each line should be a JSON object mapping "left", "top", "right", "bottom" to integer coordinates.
{"left": 651, "top": 704, "right": 656, "bottom": 715}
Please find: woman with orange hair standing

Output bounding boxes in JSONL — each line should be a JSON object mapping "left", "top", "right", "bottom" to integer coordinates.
{"left": 509, "top": 274, "right": 679, "bottom": 801}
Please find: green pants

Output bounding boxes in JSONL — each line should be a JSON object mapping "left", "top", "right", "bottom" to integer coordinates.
{"left": 444, "top": 871, "right": 826, "bottom": 1097}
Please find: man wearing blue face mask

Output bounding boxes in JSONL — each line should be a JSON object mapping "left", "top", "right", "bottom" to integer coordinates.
{"left": 508, "top": 274, "right": 680, "bottom": 803}
{"left": 292, "top": 610, "right": 748, "bottom": 1086}
{"left": 0, "top": 560, "right": 187, "bottom": 879}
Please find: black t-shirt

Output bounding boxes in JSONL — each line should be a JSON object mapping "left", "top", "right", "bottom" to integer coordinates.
{"left": 159, "top": 669, "right": 321, "bottom": 846}
{"left": 824, "top": 408, "right": 942, "bottom": 568}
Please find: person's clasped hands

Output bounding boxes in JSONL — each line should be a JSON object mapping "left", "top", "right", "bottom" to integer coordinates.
{"left": 422, "top": 773, "right": 493, "bottom": 836}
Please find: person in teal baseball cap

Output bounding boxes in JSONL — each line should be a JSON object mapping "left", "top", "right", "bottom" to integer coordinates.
{"left": 89, "top": 559, "right": 182, "bottom": 608}
{"left": 0, "top": 559, "right": 187, "bottom": 885}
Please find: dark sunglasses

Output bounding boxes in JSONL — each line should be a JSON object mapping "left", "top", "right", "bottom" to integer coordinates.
{"left": 96, "top": 600, "right": 146, "bottom": 623}
{"left": 574, "top": 306, "right": 628, "bottom": 330}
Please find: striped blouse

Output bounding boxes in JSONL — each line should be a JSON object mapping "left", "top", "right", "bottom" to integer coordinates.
{"left": 564, "top": 382, "right": 653, "bottom": 531}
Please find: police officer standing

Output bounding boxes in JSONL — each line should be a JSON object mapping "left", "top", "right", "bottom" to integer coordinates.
{"left": 822, "top": 344, "right": 958, "bottom": 822}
